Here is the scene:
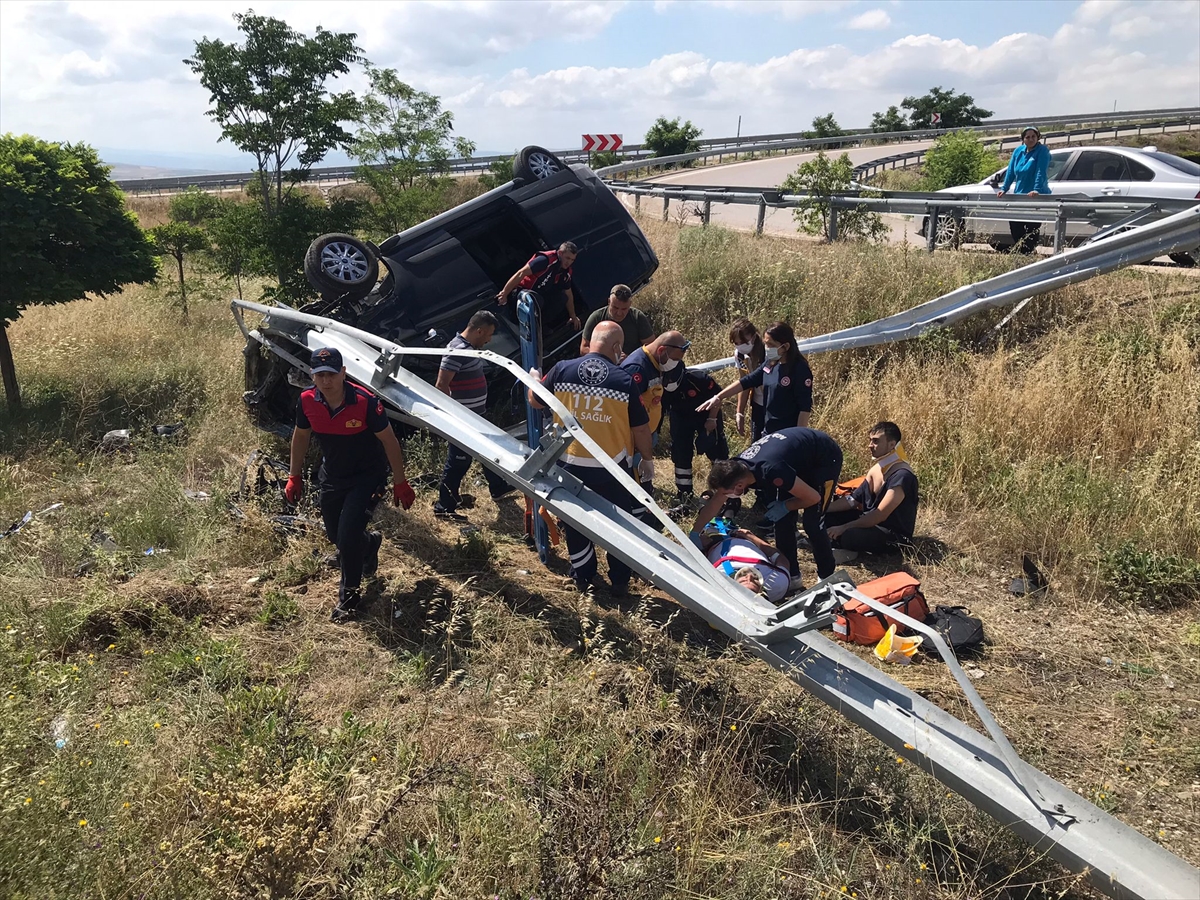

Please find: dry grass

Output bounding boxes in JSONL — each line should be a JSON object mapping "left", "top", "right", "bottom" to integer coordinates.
{"left": 1, "top": 225, "right": 1198, "bottom": 899}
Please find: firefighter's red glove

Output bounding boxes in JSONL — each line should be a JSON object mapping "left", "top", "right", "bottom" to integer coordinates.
{"left": 393, "top": 479, "right": 415, "bottom": 510}
{"left": 284, "top": 475, "right": 303, "bottom": 504}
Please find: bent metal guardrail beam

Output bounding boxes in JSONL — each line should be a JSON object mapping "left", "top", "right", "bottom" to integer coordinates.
{"left": 678, "top": 204, "right": 1199, "bottom": 374}
{"left": 232, "top": 266, "right": 1200, "bottom": 897}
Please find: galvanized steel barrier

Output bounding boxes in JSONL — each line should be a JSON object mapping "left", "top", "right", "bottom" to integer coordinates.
{"left": 117, "top": 106, "right": 1199, "bottom": 194}
{"left": 231, "top": 248, "right": 1200, "bottom": 895}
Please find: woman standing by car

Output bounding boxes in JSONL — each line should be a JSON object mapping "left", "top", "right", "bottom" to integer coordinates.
{"left": 999, "top": 126, "right": 1051, "bottom": 253}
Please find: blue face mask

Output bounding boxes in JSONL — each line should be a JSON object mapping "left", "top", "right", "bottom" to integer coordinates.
{"left": 764, "top": 346, "right": 780, "bottom": 362}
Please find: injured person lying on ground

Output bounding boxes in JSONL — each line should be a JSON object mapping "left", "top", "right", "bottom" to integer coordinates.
{"left": 688, "top": 491, "right": 792, "bottom": 602}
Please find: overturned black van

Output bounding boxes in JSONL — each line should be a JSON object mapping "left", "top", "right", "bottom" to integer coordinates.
{"left": 244, "top": 146, "right": 659, "bottom": 435}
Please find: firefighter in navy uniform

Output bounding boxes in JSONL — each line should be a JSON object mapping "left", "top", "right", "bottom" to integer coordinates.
{"left": 706, "top": 427, "right": 843, "bottom": 588}
{"left": 666, "top": 367, "right": 730, "bottom": 506}
{"left": 496, "top": 241, "right": 581, "bottom": 331}
{"left": 528, "top": 321, "right": 654, "bottom": 596}
{"left": 286, "top": 348, "right": 416, "bottom": 622}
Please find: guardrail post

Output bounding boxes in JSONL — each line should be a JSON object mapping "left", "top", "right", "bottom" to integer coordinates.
{"left": 634, "top": 194, "right": 641, "bottom": 216}
{"left": 663, "top": 196, "right": 670, "bottom": 222}
{"left": 926, "top": 206, "right": 938, "bottom": 253}
{"left": 828, "top": 204, "right": 839, "bottom": 241}
{"left": 1053, "top": 208, "right": 1067, "bottom": 254}
{"left": 702, "top": 199, "right": 712, "bottom": 226}
{"left": 756, "top": 198, "right": 766, "bottom": 235}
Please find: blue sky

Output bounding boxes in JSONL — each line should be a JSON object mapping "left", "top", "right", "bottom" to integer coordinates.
{"left": 1, "top": 0, "right": 1197, "bottom": 170}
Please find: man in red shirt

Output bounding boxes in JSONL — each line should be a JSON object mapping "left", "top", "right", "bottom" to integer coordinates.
{"left": 496, "top": 241, "right": 581, "bottom": 331}
{"left": 286, "top": 347, "right": 415, "bottom": 622}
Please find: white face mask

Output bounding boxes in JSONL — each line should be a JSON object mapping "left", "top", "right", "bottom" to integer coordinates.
{"left": 764, "top": 346, "right": 780, "bottom": 362}
{"left": 734, "top": 342, "right": 753, "bottom": 355}
{"left": 661, "top": 357, "right": 680, "bottom": 372}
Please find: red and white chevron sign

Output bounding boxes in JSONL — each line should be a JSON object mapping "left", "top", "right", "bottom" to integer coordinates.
{"left": 582, "top": 133, "right": 623, "bottom": 152}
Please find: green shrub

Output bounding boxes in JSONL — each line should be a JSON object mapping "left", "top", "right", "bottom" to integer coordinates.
{"left": 921, "top": 131, "right": 1003, "bottom": 190}
{"left": 1099, "top": 543, "right": 1200, "bottom": 607}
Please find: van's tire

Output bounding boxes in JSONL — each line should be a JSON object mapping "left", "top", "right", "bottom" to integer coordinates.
{"left": 304, "top": 233, "right": 379, "bottom": 301}
{"left": 1168, "top": 252, "right": 1196, "bottom": 268}
{"left": 515, "top": 146, "right": 566, "bottom": 182}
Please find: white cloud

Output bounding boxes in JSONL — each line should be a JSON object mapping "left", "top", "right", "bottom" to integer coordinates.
{"left": 848, "top": 9, "right": 892, "bottom": 30}
{"left": 0, "top": 0, "right": 1197, "bottom": 162}
{"left": 1110, "top": 14, "right": 1167, "bottom": 40}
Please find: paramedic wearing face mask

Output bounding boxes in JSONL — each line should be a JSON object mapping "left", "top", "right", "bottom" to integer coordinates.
{"left": 621, "top": 331, "right": 689, "bottom": 502}
{"left": 706, "top": 427, "right": 843, "bottom": 583}
{"left": 696, "top": 320, "right": 813, "bottom": 435}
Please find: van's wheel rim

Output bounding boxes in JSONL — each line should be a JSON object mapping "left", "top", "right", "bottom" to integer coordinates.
{"left": 527, "top": 152, "right": 561, "bottom": 179}
{"left": 320, "top": 242, "right": 370, "bottom": 282}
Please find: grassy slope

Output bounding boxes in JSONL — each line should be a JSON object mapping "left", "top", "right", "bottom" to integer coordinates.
{"left": 1, "top": 224, "right": 1197, "bottom": 899}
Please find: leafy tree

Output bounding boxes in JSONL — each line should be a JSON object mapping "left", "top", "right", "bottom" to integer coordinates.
{"left": 353, "top": 65, "right": 474, "bottom": 184}
{"left": 779, "top": 151, "right": 885, "bottom": 243}
{"left": 149, "top": 222, "right": 209, "bottom": 322}
{"left": 870, "top": 105, "right": 908, "bottom": 133}
{"left": 643, "top": 116, "right": 702, "bottom": 159}
{"left": 185, "top": 11, "right": 361, "bottom": 281}
{"left": 350, "top": 65, "right": 475, "bottom": 237}
{"left": 478, "top": 155, "right": 514, "bottom": 190}
{"left": 921, "top": 131, "right": 1003, "bottom": 190}
{"left": 206, "top": 198, "right": 259, "bottom": 299}
{"left": 901, "top": 86, "right": 993, "bottom": 129}
{"left": 0, "top": 135, "right": 157, "bottom": 409}
{"left": 808, "top": 113, "right": 843, "bottom": 138}
{"left": 168, "top": 186, "right": 221, "bottom": 226}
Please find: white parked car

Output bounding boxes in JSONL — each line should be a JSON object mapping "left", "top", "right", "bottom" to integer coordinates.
{"left": 920, "top": 145, "right": 1200, "bottom": 263}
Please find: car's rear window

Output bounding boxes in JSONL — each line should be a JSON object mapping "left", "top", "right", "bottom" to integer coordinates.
{"left": 1141, "top": 151, "right": 1200, "bottom": 177}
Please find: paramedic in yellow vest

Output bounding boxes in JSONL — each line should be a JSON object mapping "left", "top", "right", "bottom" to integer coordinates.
{"left": 528, "top": 321, "right": 653, "bottom": 596}
{"left": 825, "top": 421, "right": 919, "bottom": 554}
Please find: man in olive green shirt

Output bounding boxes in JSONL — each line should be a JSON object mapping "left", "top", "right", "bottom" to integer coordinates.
{"left": 580, "top": 284, "right": 655, "bottom": 358}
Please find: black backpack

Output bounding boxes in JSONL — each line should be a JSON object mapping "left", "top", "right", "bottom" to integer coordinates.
{"left": 920, "top": 605, "right": 986, "bottom": 656}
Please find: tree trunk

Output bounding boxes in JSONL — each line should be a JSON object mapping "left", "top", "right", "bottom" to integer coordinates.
{"left": 0, "top": 321, "right": 22, "bottom": 410}
{"left": 176, "top": 253, "right": 189, "bottom": 323}
{"left": 235, "top": 271, "right": 243, "bottom": 301}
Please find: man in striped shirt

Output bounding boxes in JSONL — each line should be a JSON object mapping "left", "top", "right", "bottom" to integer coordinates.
{"left": 434, "top": 311, "right": 516, "bottom": 520}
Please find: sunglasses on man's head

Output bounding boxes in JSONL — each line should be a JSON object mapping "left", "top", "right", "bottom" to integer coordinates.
{"left": 661, "top": 341, "right": 691, "bottom": 352}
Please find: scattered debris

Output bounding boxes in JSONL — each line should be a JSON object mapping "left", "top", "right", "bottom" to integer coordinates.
{"left": 1, "top": 503, "right": 64, "bottom": 540}
{"left": 873, "top": 624, "right": 923, "bottom": 665}
{"left": 50, "top": 715, "right": 69, "bottom": 750}
{"left": 239, "top": 450, "right": 290, "bottom": 499}
{"left": 270, "top": 515, "right": 323, "bottom": 534}
{"left": 143, "top": 547, "right": 170, "bottom": 557}
{"left": 1009, "top": 554, "right": 1049, "bottom": 596}
{"left": 151, "top": 422, "right": 185, "bottom": 437}
{"left": 183, "top": 489, "right": 210, "bottom": 502}
{"left": 3, "top": 511, "right": 33, "bottom": 539}
{"left": 90, "top": 530, "right": 118, "bottom": 553}
{"left": 100, "top": 429, "right": 132, "bottom": 453}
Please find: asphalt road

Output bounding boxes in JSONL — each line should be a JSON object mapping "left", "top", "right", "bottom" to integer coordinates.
{"left": 635, "top": 124, "right": 1195, "bottom": 245}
